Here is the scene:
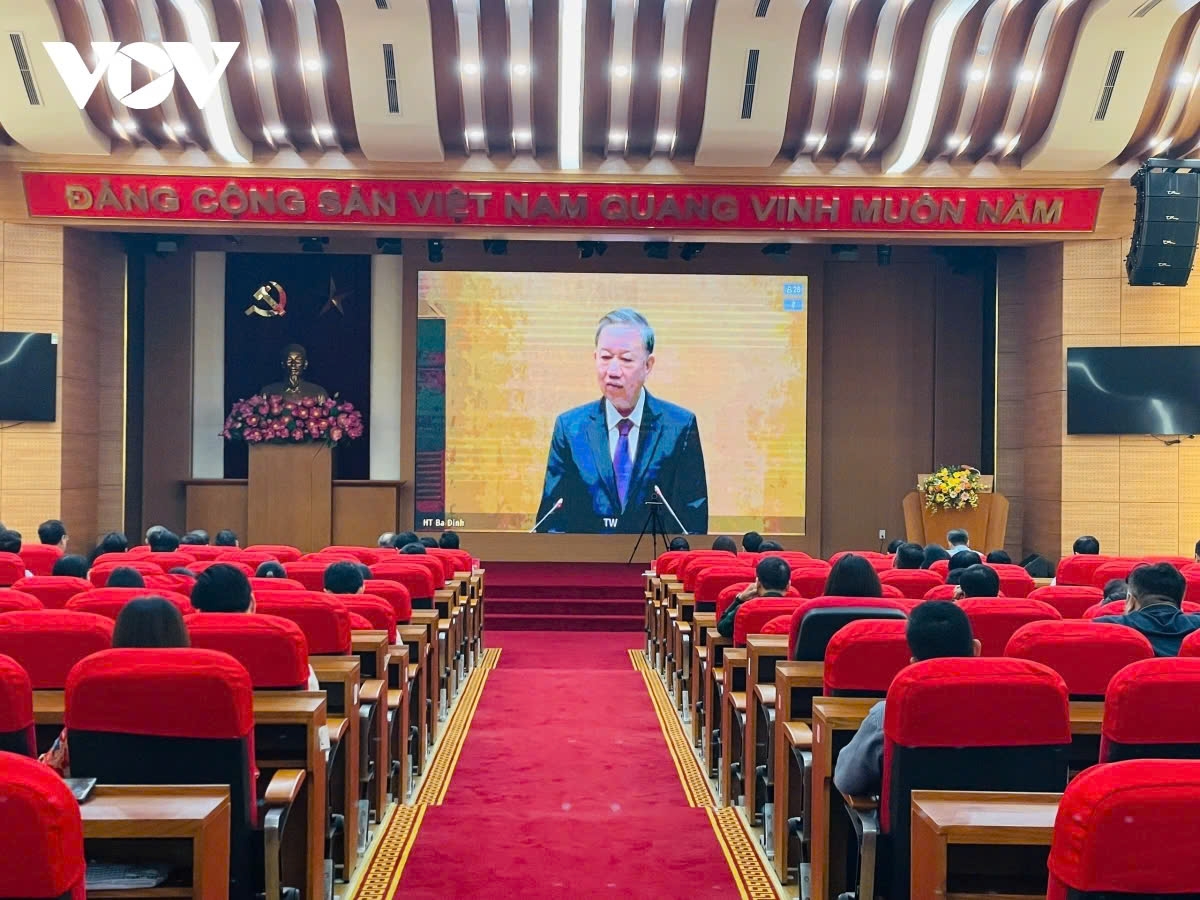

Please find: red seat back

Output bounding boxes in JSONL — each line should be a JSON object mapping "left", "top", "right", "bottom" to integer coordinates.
{"left": 66, "top": 588, "right": 193, "bottom": 620}
{"left": 655, "top": 550, "right": 687, "bottom": 575}
{"left": 959, "top": 597, "right": 1061, "bottom": 656}
{"left": 0, "top": 610, "right": 114, "bottom": 689}
{"left": 336, "top": 594, "right": 398, "bottom": 642}
{"left": 191, "top": 559, "right": 255, "bottom": 577}
{"left": 0, "top": 654, "right": 34, "bottom": 756}
{"left": 242, "top": 545, "right": 303, "bottom": 563}
{"left": 985, "top": 563, "right": 1036, "bottom": 598}
{"left": 18, "top": 545, "right": 61, "bottom": 577}
{"left": 678, "top": 552, "right": 742, "bottom": 591}
{"left": 828, "top": 551, "right": 891, "bottom": 565}
{"left": 823, "top": 619, "right": 912, "bottom": 695}
{"left": 178, "top": 545, "right": 226, "bottom": 561}
{"left": 282, "top": 562, "right": 331, "bottom": 592}
{"left": 320, "top": 546, "right": 384, "bottom": 565}
{"left": 1028, "top": 585, "right": 1103, "bottom": 620}
{"left": 187, "top": 614, "right": 310, "bottom": 689}
{"left": 1004, "top": 620, "right": 1154, "bottom": 698}
{"left": 922, "top": 584, "right": 958, "bottom": 601}
{"left": 253, "top": 591, "right": 352, "bottom": 655}
{"left": 732, "top": 597, "right": 801, "bottom": 647}
{"left": 1084, "top": 598, "right": 1200, "bottom": 619}
{"left": 1055, "top": 554, "right": 1116, "bottom": 587}
{"left": 424, "top": 549, "right": 460, "bottom": 580}
{"left": 1101, "top": 657, "right": 1200, "bottom": 762}
{"left": 363, "top": 579, "right": 413, "bottom": 623}
{"left": 928, "top": 559, "right": 950, "bottom": 577}
{"left": 248, "top": 577, "right": 306, "bottom": 592}
{"left": 1047, "top": 759, "right": 1200, "bottom": 900}
{"left": 144, "top": 574, "right": 194, "bottom": 597}
{"left": 88, "top": 560, "right": 164, "bottom": 588}
{"left": 790, "top": 568, "right": 835, "bottom": 599}
{"left": 11, "top": 576, "right": 91, "bottom": 610}
{"left": 787, "top": 596, "right": 909, "bottom": 659}
{"left": 0, "top": 589, "right": 41, "bottom": 613}
{"left": 1090, "top": 558, "right": 1147, "bottom": 588}
{"left": 369, "top": 563, "right": 437, "bottom": 602}
{"left": 399, "top": 554, "right": 450, "bottom": 589}
{"left": 141, "top": 551, "right": 197, "bottom": 572}
{"left": 0, "top": 751, "right": 86, "bottom": 898}
{"left": 879, "top": 569, "right": 943, "bottom": 600}
{"left": 0, "top": 553, "right": 26, "bottom": 588}
{"left": 695, "top": 566, "right": 757, "bottom": 612}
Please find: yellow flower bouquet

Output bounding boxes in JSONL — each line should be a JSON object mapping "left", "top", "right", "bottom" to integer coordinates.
{"left": 920, "top": 465, "right": 983, "bottom": 513}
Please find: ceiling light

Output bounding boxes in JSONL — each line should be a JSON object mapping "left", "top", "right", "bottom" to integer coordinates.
{"left": 994, "top": 133, "right": 1009, "bottom": 148}
{"left": 511, "top": 62, "right": 530, "bottom": 76}
{"left": 304, "top": 58, "right": 322, "bottom": 72}
{"left": 612, "top": 63, "right": 630, "bottom": 78}
{"left": 466, "top": 127, "right": 485, "bottom": 144}
{"left": 319, "top": 126, "right": 335, "bottom": 140}
{"left": 1178, "top": 71, "right": 1195, "bottom": 85}
{"left": 608, "top": 129, "right": 628, "bottom": 144}
{"left": 1018, "top": 69, "right": 1035, "bottom": 83}
{"left": 559, "top": 0, "right": 584, "bottom": 170}
{"left": 169, "top": 122, "right": 187, "bottom": 137}
{"left": 271, "top": 125, "right": 287, "bottom": 139}
{"left": 656, "top": 129, "right": 675, "bottom": 145}
{"left": 661, "top": 64, "right": 680, "bottom": 79}
{"left": 968, "top": 68, "right": 984, "bottom": 82}
{"left": 254, "top": 56, "right": 271, "bottom": 71}
{"left": 851, "top": 132, "right": 868, "bottom": 147}
{"left": 947, "top": 134, "right": 962, "bottom": 147}
{"left": 513, "top": 128, "right": 532, "bottom": 144}
{"left": 460, "top": 61, "right": 480, "bottom": 76}
{"left": 869, "top": 68, "right": 887, "bottom": 81}
{"left": 818, "top": 67, "right": 836, "bottom": 81}
{"left": 805, "top": 132, "right": 823, "bottom": 146}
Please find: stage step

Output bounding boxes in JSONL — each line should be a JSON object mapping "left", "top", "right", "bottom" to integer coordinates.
{"left": 480, "top": 561, "right": 646, "bottom": 631}
{"left": 486, "top": 597, "right": 645, "bottom": 617}
{"left": 487, "top": 612, "right": 643, "bottom": 632}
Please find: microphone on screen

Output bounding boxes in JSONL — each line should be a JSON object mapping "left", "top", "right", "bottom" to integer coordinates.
{"left": 653, "top": 485, "right": 689, "bottom": 536}
{"left": 529, "top": 498, "right": 565, "bottom": 533}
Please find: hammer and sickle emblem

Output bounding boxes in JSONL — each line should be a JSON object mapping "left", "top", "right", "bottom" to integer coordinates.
{"left": 245, "top": 281, "right": 287, "bottom": 317}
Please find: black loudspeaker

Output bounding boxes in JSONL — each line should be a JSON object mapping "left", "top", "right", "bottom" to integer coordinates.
{"left": 1127, "top": 159, "right": 1200, "bottom": 286}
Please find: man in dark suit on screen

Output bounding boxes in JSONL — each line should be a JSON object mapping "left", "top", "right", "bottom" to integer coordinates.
{"left": 535, "top": 308, "right": 708, "bottom": 534}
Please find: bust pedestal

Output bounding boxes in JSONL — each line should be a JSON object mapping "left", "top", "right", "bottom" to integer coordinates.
{"left": 247, "top": 443, "right": 332, "bottom": 552}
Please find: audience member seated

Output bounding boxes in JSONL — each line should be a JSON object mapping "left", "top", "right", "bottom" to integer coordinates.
{"left": 0, "top": 654, "right": 33, "bottom": 756}
{"left": 418, "top": 537, "right": 439, "bottom": 549}
{"left": 215, "top": 529, "right": 239, "bottom": 547}
{"left": 180, "top": 531, "right": 206, "bottom": 545}
{"left": 0, "top": 752, "right": 86, "bottom": 899}
{"left": 1095, "top": 562, "right": 1200, "bottom": 656}
{"left": 324, "top": 560, "right": 364, "bottom": 595}
{"left": 948, "top": 549, "right": 977, "bottom": 574}
{"left": 401, "top": 542, "right": 426, "bottom": 555}
{"left": 88, "top": 531, "right": 128, "bottom": 565}
{"left": 717, "top": 556, "right": 791, "bottom": 637}
{"left": 1103, "top": 579, "right": 1129, "bottom": 604}
{"left": 668, "top": 536, "right": 690, "bottom": 551}
{"left": 758, "top": 540, "right": 783, "bottom": 551}
{"left": 825, "top": 553, "right": 884, "bottom": 598}
{"left": 377, "top": 532, "right": 395, "bottom": 548}
{"left": 41, "top": 596, "right": 190, "bottom": 775}
{"left": 947, "top": 528, "right": 974, "bottom": 557}
{"left": 922, "top": 544, "right": 951, "bottom": 569}
{"left": 105, "top": 567, "right": 146, "bottom": 589}
{"left": 51, "top": 554, "right": 88, "bottom": 579}
{"left": 886, "top": 538, "right": 906, "bottom": 554}
{"left": 711, "top": 535, "right": 738, "bottom": 553}
{"left": 390, "top": 531, "right": 418, "bottom": 550}
{"left": 167, "top": 567, "right": 196, "bottom": 579}
{"left": 834, "top": 601, "right": 981, "bottom": 795}
{"left": 1073, "top": 535, "right": 1101, "bottom": 555}
{"left": 36, "top": 519, "right": 67, "bottom": 550}
{"left": 439, "top": 530, "right": 460, "bottom": 549}
{"left": 955, "top": 564, "right": 1001, "bottom": 599}
{"left": 742, "top": 531, "right": 763, "bottom": 553}
{"left": 892, "top": 542, "right": 925, "bottom": 570}
{"left": 985, "top": 550, "right": 1012, "bottom": 564}
{"left": 147, "top": 528, "right": 181, "bottom": 553}
{"left": 256, "top": 561, "right": 288, "bottom": 578}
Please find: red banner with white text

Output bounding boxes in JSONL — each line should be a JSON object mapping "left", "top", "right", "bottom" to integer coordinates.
{"left": 21, "top": 171, "right": 1103, "bottom": 233}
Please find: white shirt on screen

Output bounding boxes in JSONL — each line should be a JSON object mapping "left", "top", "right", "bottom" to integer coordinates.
{"left": 605, "top": 388, "right": 646, "bottom": 462}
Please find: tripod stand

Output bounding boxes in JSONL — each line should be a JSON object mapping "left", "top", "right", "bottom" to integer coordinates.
{"left": 628, "top": 499, "right": 669, "bottom": 564}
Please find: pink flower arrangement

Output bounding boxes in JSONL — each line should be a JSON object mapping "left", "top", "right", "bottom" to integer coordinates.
{"left": 222, "top": 394, "right": 364, "bottom": 447}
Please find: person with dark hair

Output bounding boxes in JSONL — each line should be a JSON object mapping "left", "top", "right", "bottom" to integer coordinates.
{"left": 355, "top": 563, "right": 372, "bottom": 581}
{"left": 391, "top": 531, "right": 419, "bottom": 550}
{"left": 256, "top": 561, "right": 288, "bottom": 578}
{"left": 717, "top": 556, "right": 792, "bottom": 638}
{"left": 106, "top": 567, "right": 146, "bottom": 589}
{"left": 148, "top": 529, "right": 180, "bottom": 553}
{"left": 893, "top": 542, "right": 926, "bottom": 570}
{"left": 921, "top": 544, "right": 951, "bottom": 569}
{"left": 419, "top": 537, "right": 439, "bottom": 549}
{"left": 324, "top": 561, "right": 364, "bottom": 596}
{"left": 90, "top": 532, "right": 129, "bottom": 566}
{"left": 401, "top": 543, "right": 427, "bottom": 555}
{"left": 1103, "top": 579, "right": 1129, "bottom": 604}
{"left": 214, "top": 529, "right": 239, "bottom": 548}
{"left": 1096, "top": 563, "right": 1200, "bottom": 656}
{"left": 0, "top": 529, "right": 22, "bottom": 555}
{"left": 1073, "top": 535, "right": 1101, "bottom": 555}
{"left": 824, "top": 554, "right": 883, "bottom": 598}
{"left": 711, "top": 536, "right": 738, "bottom": 554}
{"left": 758, "top": 540, "right": 784, "bottom": 552}
{"left": 742, "top": 531, "right": 763, "bottom": 553}
{"left": 954, "top": 564, "right": 1001, "bottom": 599}
{"left": 948, "top": 551, "right": 978, "bottom": 573}
{"left": 41, "top": 595, "right": 192, "bottom": 774}
{"left": 946, "top": 569, "right": 966, "bottom": 587}
{"left": 180, "top": 532, "right": 207, "bottom": 546}
{"left": 835, "top": 601, "right": 980, "bottom": 795}
{"left": 668, "top": 536, "right": 690, "bottom": 551}
{"left": 52, "top": 554, "right": 88, "bottom": 578}
{"left": 886, "top": 538, "right": 906, "bottom": 554}
{"left": 190, "top": 529, "right": 210, "bottom": 544}
{"left": 1194, "top": 537, "right": 1199, "bottom": 563}
{"left": 947, "top": 528, "right": 973, "bottom": 557}
{"left": 985, "top": 550, "right": 1012, "bottom": 565}
{"left": 439, "top": 531, "right": 460, "bottom": 550}
{"left": 167, "top": 567, "right": 196, "bottom": 579}
{"left": 37, "top": 519, "right": 68, "bottom": 549}
{"left": 191, "top": 563, "right": 254, "bottom": 613}
{"left": 145, "top": 525, "right": 167, "bottom": 545}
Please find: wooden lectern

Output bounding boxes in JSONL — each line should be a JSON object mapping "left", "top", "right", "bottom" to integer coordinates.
{"left": 247, "top": 443, "right": 332, "bottom": 552}
{"left": 903, "top": 475, "right": 1009, "bottom": 552}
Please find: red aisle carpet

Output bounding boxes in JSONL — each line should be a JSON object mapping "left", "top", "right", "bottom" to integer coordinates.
{"left": 484, "top": 563, "right": 647, "bottom": 632}
{"left": 381, "top": 631, "right": 767, "bottom": 898}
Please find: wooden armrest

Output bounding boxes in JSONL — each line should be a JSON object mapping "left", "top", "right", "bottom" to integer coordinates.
{"left": 438, "top": 619, "right": 451, "bottom": 631}
{"left": 359, "top": 679, "right": 384, "bottom": 705}
{"left": 724, "top": 649, "right": 748, "bottom": 666}
{"left": 263, "top": 769, "right": 306, "bottom": 807}
{"left": 783, "top": 721, "right": 813, "bottom": 748}
{"left": 676, "top": 592, "right": 695, "bottom": 603}
{"left": 696, "top": 645, "right": 708, "bottom": 661}
{"left": 328, "top": 715, "right": 349, "bottom": 742}
{"left": 678, "top": 622, "right": 691, "bottom": 635}
{"left": 840, "top": 791, "right": 879, "bottom": 812}
{"left": 387, "top": 689, "right": 402, "bottom": 711}
{"left": 407, "top": 663, "right": 420, "bottom": 681}
{"left": 754, "top": 684, "right": 777, "bottom": 708}
{"left": 729, "top": 691, "right": 747, "bottom": 713}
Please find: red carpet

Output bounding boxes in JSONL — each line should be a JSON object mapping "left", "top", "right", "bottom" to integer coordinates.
{"left": 485, "top": 563, "right": 646, "bottom": 631}
{"left": 391, "top": 632, "right": 749, "bottom": 898}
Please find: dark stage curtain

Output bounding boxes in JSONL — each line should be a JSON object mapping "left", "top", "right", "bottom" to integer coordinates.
{"left": 223, "top": 253, "right": 372, "bottom": 479}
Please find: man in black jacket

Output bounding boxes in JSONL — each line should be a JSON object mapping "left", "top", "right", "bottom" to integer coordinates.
{"left": 717, "top": 556, "right": 791, "bottom": 638}
{"left": 1096, "top": 562, "right": 1200, "bottom": 657}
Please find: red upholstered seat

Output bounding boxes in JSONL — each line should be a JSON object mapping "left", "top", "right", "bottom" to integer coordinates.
{"left": 1028, "top": 584, "right": 1104, "bottom": 620}
{"left": 922, "top": 584, "right": 958, "bottom": 601}
{"left": 928, "top": 559, "right": 950, "bottom": 577}
{"left": 1100, "top": 657, "right": 1200, "bottom": 762}
{"left": 678, "top": 552, "right": 744, "bottom": 591}
{"left": 828, "top": 551, "right": 890, "bottom": 565}
{"left": 88, "top": 560, "right": 165, "bottom": 588}
{"left": 790, "top": 568, "right": 835, "bottom": 599}
{"left": 1055, "top": 553, "right": 1115, "bottom": 587}
{"left": 0, "top": 611, "right": 114, "bottom": 689}
{"left": 732, "top": 597, "right": 801, "bottom": 647}
{"left": 0, "top": 552, "right": 26, "bottom": 588}
{"left": 282, "top": 561, "right": 331, "bottom": 592}
{"left": 91, "top": 551, "right": 138, "bottom": 568}
{"left": 338, "top": 594, "right": 398, "bottom": 642}
{"left": 760, "top": 614, "right": 790, "bottom": 635}
{"left": 347, "top": 612, "right": 373, "bottom": 631}
{"left": 178, "top": 545, "right": 226, "bottom": 561}
{"left": 248, "top": 576, "right": 306, "bottom": 592}
{"left": 787, "top": 596, "right": 909, "bottom": 660}
{"left": 243, "top": 545, "right": 303, "bottom": 563}
{"left": 400, "top": 554, "right": 451, "bottom": 590}
{"left": 320, "top": 546, "right": 384, "bottom": 565}
{"left": 823, "top": 619, "right": 911, "bottom": 696}
{"left": 424, "top": 549, "right": 459, "bottom": 581}
{"left": 187, "top": 614, "right": 310, "bottom": 689}
{"left": 253, "top": 591, "right": 352, "bottom": 655}
{"left": 0, "top": 654, "right": 34, "bottom": 756}
{"left": 363, "top": 579, "right": 413, "bottom": 623}
{"left": 67, "top": 588, "right": 192, "bottom": 620}
{"left": 141, "top": 551, "right": 197, "bottom": 572}
{"left": 0, "top": 589, "right": 41, "bottom": 613}
{"left": 370, "top": 563, "right": 437, "bottom": 604}
{"left": 1084, "top": 598, "right": 1200, "bottom": 619}
{"left": 1004, "top": 620, "right": 1154, "bottom": 699}
{"left": 985, "top": 563, "right": 1035, "bottom": 598}
{"left": 144, "top": 574, "right": 194, "bottom": 597}
{"left": 18, "top": 544, "right": 61, "bottom": 577}
{"left": 879, "top": 569, "right": 943, "bottom": 600}
{"left": 880, "top": 584, "right": 909, "bottom": 601}
{"left": 1090, "top": 558, "right": 1147, "bottom": 589}
{"left": 12, "top": 576, "right": 91, "bottom": 610}
{"left": 1182, "top": 630, "right": 1200, "bottom": 657}
{"left": 1186, "top": 569, "right": 1200, "bottom": 605}
{"left": 1047, "top": 758, "right": 1200, "bottom": 900}
{"left": 191, "top": 559, "right": 255, "bottom": 576}
{"left": 697, "top": 566, "right": 758, "bottom": 615}
{"left": 958, "top": 597, "right": 1061, "bottom": 656}
{"left": 433, "top": 548, "right": 473, "bottom": 574}
{"left": 0, "top": 751, "right": 86, "bottom": 900}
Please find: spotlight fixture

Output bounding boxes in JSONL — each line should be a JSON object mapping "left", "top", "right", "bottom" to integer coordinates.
{"left": 482, "top": 239, "right": 508, "bottom": 256}
{"left": 376, "top": 238, "right": 403, "bottom": 255}
{"left": 831, "top": 244, "right": 859, "bottom": 261}
{"left": 877, "top": 244, "right": 892, "bottom": 266}
{"left": 643, "top": 241, "right": 670, "bottom": 260}
{"left": 679, "top": 242, "right": 705, "bottom": 261}
{"left": 153, "top": 238, "right": 179, "bottom": 257}
{"left": 761, "top": 243, "right": 791, "bottom": 256}
{"left": 427, "top": 239, "right": 444, "bottom": 264}
{"left": 577, "top": 240, "right": 608, "bottom": 259}
{"left": 299, "top": 236, "right": 328, "bottom": 253}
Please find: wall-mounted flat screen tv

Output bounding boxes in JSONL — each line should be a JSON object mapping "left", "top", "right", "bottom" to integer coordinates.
{"left": 0, "top": 332, "right": 57, "bottom": 422}
{"left": 1066, "top": 345, "right": 1200, "bottom": 435}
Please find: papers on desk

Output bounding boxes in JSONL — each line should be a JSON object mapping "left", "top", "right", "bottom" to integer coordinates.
{"left": 86, "top": 862, "right": 170, "bottom": 890}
